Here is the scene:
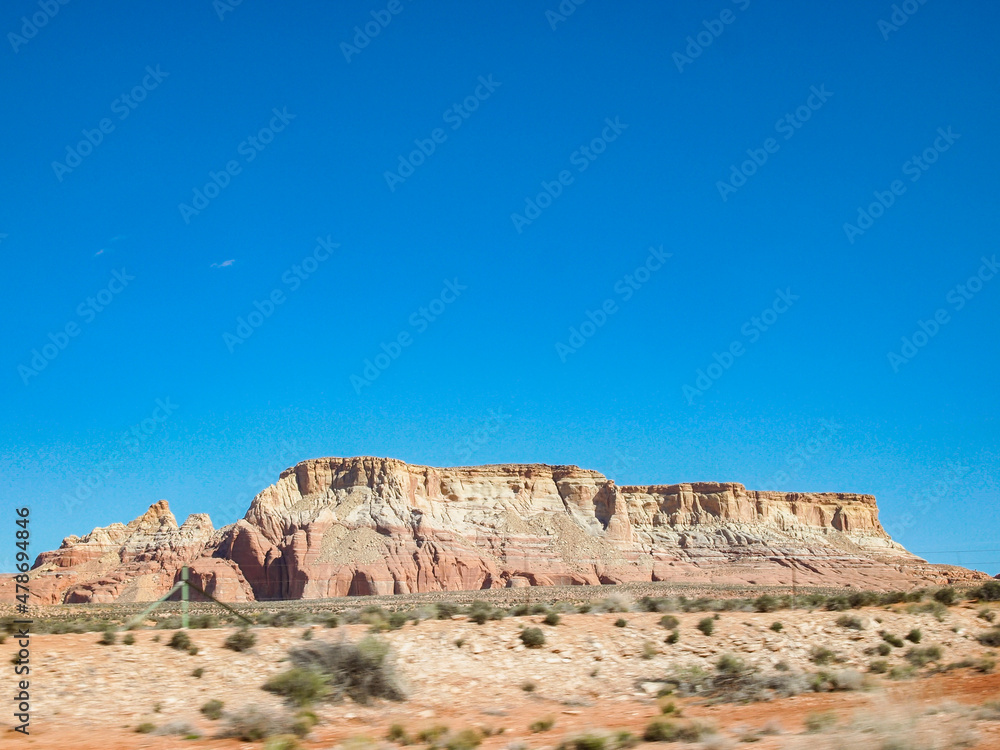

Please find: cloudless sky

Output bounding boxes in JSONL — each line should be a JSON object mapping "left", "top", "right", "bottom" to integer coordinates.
{"left": 1, "top": 0, "right": 997, "bottom": 575}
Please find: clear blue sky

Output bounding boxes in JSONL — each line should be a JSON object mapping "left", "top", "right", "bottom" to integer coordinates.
{"left": 1, "top": 1, "right": 997, "bottom": 575}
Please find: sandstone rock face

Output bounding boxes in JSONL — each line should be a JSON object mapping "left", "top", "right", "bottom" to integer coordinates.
{"left": 4, "top": 457, "right": 989, "bottom": 604}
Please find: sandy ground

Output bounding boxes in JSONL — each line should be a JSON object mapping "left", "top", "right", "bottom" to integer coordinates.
{"left": 2, "top": 603, "right": 999, "bottom": 749}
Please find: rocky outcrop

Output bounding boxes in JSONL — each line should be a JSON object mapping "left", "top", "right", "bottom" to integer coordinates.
{"left": 4, "top": 457, "right": 990, "bottom": 604}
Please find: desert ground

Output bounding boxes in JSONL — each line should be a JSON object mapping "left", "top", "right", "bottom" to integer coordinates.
{"left": 3, "top": 583, "right": 999, "bottom": 750}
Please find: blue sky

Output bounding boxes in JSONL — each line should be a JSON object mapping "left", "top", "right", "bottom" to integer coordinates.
{"left": 1, "top": 0, "right": 997, "bottom": 575}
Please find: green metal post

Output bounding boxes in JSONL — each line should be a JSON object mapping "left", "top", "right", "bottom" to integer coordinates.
{"left": 181, "top": 566, "right": 189, "bottom": 629}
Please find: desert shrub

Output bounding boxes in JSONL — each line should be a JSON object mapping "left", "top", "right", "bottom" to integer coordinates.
{"left": 188, "top": 613, "right": 218, "bottom": 629}
{"left": 543, "top": 612, "right": 561, "bottom": 626}
{"left": 770, "top": 621, "right": 783, "bottom": 632}
{"left": 977, "top": 607, "right": 996, "bottom": 622}
{"left": 869, "top": 660, "right": 889, "bottom": 674}
{"left": 387, "top": 723, "right": 410, "bottom": 744}
{"left": 201, "top": 699, "right": 224, "bottom": 720}
{"left": 824, "top": 596, "right": 850, "bottom": 611}
{"left": 417, "top": 726, "right": 450, "bottom": 743}
{"left": 876, "top": 642, "right": 892, "bottom": 656}
{"left": 192, "top": 667, "right": 204, "bottom": 678}
{"left": 975, "top": 628, "right": 1000, "bottom": 647}
{"left": 658, "top": 615, "right": 679, "bottom": 630}
{"left": 639, "top": 596, "right": 676, "bottom": 613}
{"left": 122, "top": 633, "right": 135, "bottom": 645}
{"left": 529, "top": 717, "right": 555, "bottom": 733}
{"left": 904, "top": 646, "right": 942, "bottom": 667}
{"left": 576, "top": 603, "right": 592, "bottom": 614}
{"left": 881, "top": 632, "right": 904, "bottom": 647}
{"left": 640, "top": 641, "right": 657, "bottom": 660}
{"left": 810, "top": 646, "right": 835, "bottom": 665}
{"left": 805, "top": 712, "right": 836, "bottom": 733}
{"left": 468, "top": 601, "right": 502, "bottom": 625}
{"left": 446, "top": 729, "right": 482, "bottom": 750}
{"left": 836, "top": 615, "right": 863, "bottom": 630}
{"left": 933, "top": 587, "right": 957, "bottom": 606}
{"left": 716, "top": 653, "right": 746, "bottom": 675}
{"left": 521, "top": 680, "right": 536, "bottom": 692}
{"left": 753, "top": 595, "right": 779, "bottom": 612}
{"left": 280, "top": 636, "right": 406, "bottom": 704}
{"left": 263, "top": 668, "right": 329, "bottom": 706}
{"left": 879, "top": 591, "right": 907, "bottom": 605}
{"left": 520, "top": 627, "right": 545, "bottom": 648}
{"left": 848, "top": 591, "right": 879, "bottom": 608}
{"left": 387, "top": 611, "right": 409, "bottom": 630}
{"left": 642, "top": 720, "right": 714, "bottom": 743}
{"left": 225, "top": 628, "right": 257, "bottom": 652}
{"left": 152, "top": 719, "right": 198, "bottom": 737}
{"left": 613, "top": 618, "right": 627, "bottom": 628}
{"left": 529, "top": 603, "right": 550, "bottom": 615}
{"left": 167, "top": 631, "right": 192, "bottom": 651}
{"left": 599, "top": 594, "right": 632, "bottom": 613}
{"left": 136, "top": 722, "right": 156, "bottom": 734}
{"left": 828, "top": 669, "right": 864, "bottom": 691}
{"left": 889, "top": 664, "right": 917, "bottom": 680}
{"left": 436, "top": 602, "right": 461, "bottom": 620}
{"left": 972, "top": 580, "right": 1000, "bottom": 601}
{"left": 905, "top": 628, "right": 922, "bottom": 643}
{"left": 261, "top": 611, "right": 304, "bottom": 628}
{"left": 98, "top": 628, "right": 117, "bottom": 645}
{"left": 906, "top": 589, "right": 927, "bottom": 602}
{"left": 323, "top": 614, "right": 340, "bottom": 628}
{"left": 696, "top": 617, "right": 714, "bottom": 636}
{"left": 664, "top": 629, "right": 679, "bottom": 644}
{"left": 222, "top": 705, "right": 293, "bottom": 741}
{"left": 560, "top": 732, "right": 608, "bottom": 750}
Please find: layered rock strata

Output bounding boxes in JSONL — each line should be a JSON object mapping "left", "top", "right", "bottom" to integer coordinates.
{"left": 6, "top": 457, "right": 989, "bottom": 604}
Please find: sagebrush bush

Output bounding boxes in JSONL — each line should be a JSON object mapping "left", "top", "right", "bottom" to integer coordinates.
{"left": 770, "top": 621, "right": 783, "bottom": 632}
{"left": 529, "top": 717, "right": 555, "bottom": 733}
{"left": 869, "top": 660, "right": 889, "bottom": 674}
{"left": 613, "top": 618, "right": 628, "bottom": 628}
{"left": 658, "top": 615, "right": 679, "bottom": 630}
{"left": 904, "top": 646, "right": 943, "bottom": 667}
{"left": 387, "top": 723, "right": 410, "bottom": 744}
{"left": 810, "top": 646, "right": 835, "bottom": 665}
{"left": 98, "top": 628, "right": 117, "bottom": 646}
{"left": 224, "top": 628, "right": 257, "bottom": 652}
{"left": 263, "top": 668, "right": 329, "bottom": 706}
{"left": 973, "top": 581, "right": 1000, "bottom": 601}
{"left": 221, "top": 705, "right": 293, "bottom": 741}
{"left": 753, "top": 595, "right": 778, "bottom": 612}
{"left": 836, "top": 615, "right": 864, "bottom": 630}
{"left": 664, "top": 629, "right": 679, "bottom": 644}
{"left": 122, "top": 633, "right": 135, "bottom": 645}
{"left": 201, "top": 699, "right": 224, "bottom": 720}
{"left": 975, "top": 628, "right": 1000, "bottom": 647}
{"left": 543, "top": 612, "right": 561, "bottom": 626}
{"left": 167, "top": 631, "right": 193, "bottom": 651}
{"left": 520, "top": 627, "right": 545, "bottom": 648}
{"left": 881, "top": 632, "right": 904, "bottom": 648}
{"left": 905, "top": 628, "right": 922, "bottom": 644}
{"left": 280, "top": 636, "right": 407, "bottom": 704}
{"left": 696, "top": 617, "right": 714, "bottom": 636}
{"left": 933, "top": 587, "right": 957, "bottom": 606}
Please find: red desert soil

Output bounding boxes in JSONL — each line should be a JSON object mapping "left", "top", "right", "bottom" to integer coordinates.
{"left": 5, "top": 605, "right": 1000, "bottom": 749}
